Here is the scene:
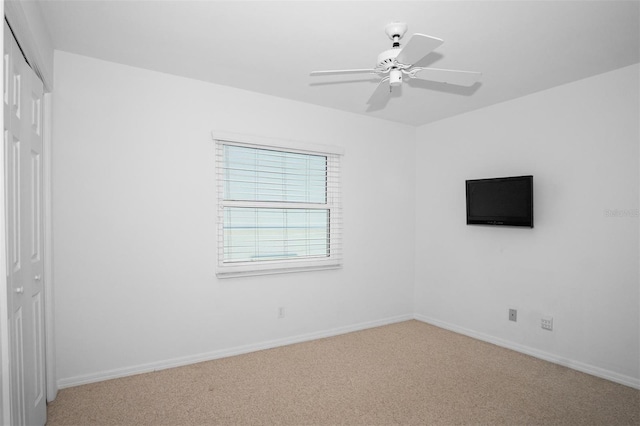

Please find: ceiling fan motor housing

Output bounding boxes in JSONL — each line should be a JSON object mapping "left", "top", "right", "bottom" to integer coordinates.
{"left": 377, "top": 49, "right": 401, "bottom": 69}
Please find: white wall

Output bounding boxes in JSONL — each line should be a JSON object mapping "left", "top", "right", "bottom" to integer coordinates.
{"left": 52, "top": 51, "right": 416, "bottom": 386}
{"left": 414, "top": 64, "right": 640, "bottom": 387}
{"left": 52, "top": 49, "right": 639, "bottom": 390}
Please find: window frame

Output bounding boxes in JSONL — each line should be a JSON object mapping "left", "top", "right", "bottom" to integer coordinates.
{"left": 213, "top": 131, "right": 343, "bottom": 278}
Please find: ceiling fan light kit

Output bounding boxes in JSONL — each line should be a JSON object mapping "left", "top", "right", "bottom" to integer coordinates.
{"left": 389, "top": 68, "right": 403, "bottom": 87}
{"left": 311, "top": 22, "right": 482, "bottom": 103}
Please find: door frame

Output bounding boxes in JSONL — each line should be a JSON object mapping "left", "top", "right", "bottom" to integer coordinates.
{"left": 43, "top": 90, "right": 54, "bottom": 402}
{"left": 2, "top": 2, "right": 56, "bottom": 422}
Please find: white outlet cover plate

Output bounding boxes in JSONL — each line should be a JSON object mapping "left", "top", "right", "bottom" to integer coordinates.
{"left": 541, "top": 315, "right": 553, "bottom": 330}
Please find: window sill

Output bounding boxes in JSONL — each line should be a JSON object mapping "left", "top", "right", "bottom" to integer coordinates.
{"left": 216, "top": 263, "right": 341, "bottom": 279}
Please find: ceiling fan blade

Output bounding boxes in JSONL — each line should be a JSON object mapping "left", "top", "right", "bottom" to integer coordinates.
{"left": 366, "top": 77, "right": 391, "bottom": 105}
{"left": 412, "top": 68, "right": 482, "bottom": 86}
{"left": 310, "top": 69, "right": 377, "bottom": 76}
{"left": 395, "top": 34, "right": 444, "bottom": 65}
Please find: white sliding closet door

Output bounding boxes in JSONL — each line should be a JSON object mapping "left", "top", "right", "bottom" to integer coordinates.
{"left": 3, "top": 21, "right": 46, "bottom": 426}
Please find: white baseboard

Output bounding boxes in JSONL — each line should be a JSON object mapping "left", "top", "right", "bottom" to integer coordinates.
{"left": 57, "top": 314, "right": 413, "bottom": 389}
{"left": 58, "top": 313, "right": 639, "bottom": 391}
{"left": 413, "top": 314, "right": 640, "bottom": 390}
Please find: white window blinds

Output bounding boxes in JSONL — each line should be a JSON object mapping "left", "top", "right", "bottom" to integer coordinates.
{"left": 215, "top": 137, "right": 342, "bottom": 277}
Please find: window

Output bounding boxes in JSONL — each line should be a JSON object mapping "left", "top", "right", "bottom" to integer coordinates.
{"left": 214, "top": 133, "right": 342, "bottom": 277}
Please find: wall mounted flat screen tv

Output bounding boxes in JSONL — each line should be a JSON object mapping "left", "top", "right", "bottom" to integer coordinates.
{"left": 466, "top": 175, "right": 533, "bottom": 228}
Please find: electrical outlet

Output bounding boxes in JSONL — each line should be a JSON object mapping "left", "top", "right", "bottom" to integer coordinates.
{"left": 509, "top": 309, "right": 517, "bottom": 322}
{"left": 278, "top": 307, "right": 285, "bottom": 319}
{"left": 541, "top": 315, "right": 553, "bottom": 331}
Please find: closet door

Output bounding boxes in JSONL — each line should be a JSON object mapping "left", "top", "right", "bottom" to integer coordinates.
{"left": 3, "top": 22, "right": 46, "bottom": 426}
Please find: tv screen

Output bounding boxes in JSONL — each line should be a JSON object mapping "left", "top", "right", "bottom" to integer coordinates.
{"left": 466, "top": 175, "right": 533, "bottom": 228}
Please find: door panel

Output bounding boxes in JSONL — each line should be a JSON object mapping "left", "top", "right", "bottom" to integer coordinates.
{"left": 31, "top": 150, "right": 41, "bottom": 262}
{"left": 26, "top": 56, "right": 45, "bottom": 425}
{"left": 11, "top": 309, "right": 25, "bottom": 426}
{"left": 4, "top": 21, "right": 46, "bottom": 426}
{"left": 31, "top": 291, "right": 44, "bottom": 408}
{"left": 8, "top": 136, "right": 20, "bottom": 272}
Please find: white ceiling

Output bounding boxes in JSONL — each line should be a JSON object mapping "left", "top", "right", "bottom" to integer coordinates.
{"left": 38, "top": 0, "right": 640, "bottom": 127}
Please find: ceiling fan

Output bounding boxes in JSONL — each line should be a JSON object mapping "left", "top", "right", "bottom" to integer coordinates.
{"left": 310, "top": 22, "right": 482, "bottom": 104}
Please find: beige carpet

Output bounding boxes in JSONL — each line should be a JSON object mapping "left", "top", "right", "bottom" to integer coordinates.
{"left": 47, "top": 320, "right": 639, "bottom": 425}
